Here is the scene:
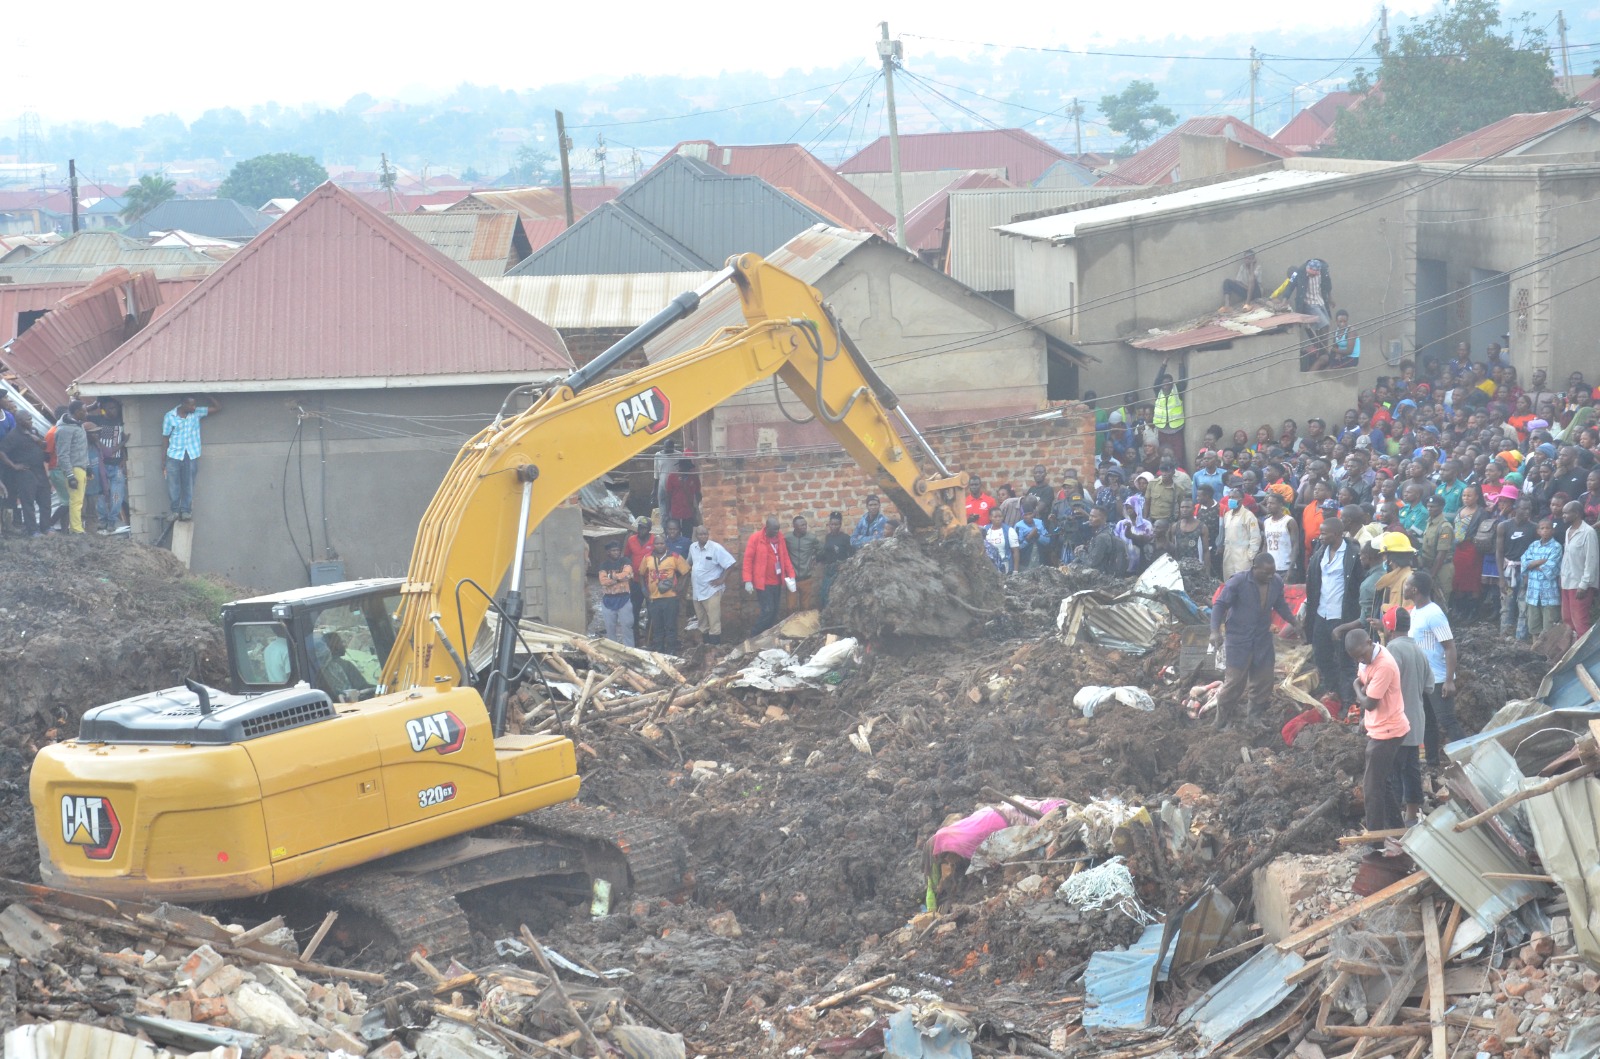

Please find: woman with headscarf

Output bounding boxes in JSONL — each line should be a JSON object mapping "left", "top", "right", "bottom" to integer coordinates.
{"left": 1451, "top": 484, "right": 1489, "bottom": 621}
{"left": 1115, "top": 495, "right": 1154, "bottom": 573}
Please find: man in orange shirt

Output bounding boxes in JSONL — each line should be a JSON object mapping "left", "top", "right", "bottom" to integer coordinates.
{"left": 965, "top": 476, "right": 997, "bottom": 527}
{"left": 639, "top": 536, "right": 690, "bottom": 653}
{"left": 1346, "top": 628, "right": 1411, "bottom": 835}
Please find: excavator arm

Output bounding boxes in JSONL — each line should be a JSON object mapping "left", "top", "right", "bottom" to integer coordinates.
{"left": 382, "top": 253, "right": 967, "bottom": 697}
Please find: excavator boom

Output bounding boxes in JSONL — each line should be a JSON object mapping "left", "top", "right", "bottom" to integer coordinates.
{"left": 383, "top": 253, "right": 965, "bottom": 694}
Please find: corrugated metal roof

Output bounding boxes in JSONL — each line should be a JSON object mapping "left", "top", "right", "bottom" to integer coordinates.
{"left": 945, "top": 187, "right": 1123, "bottom": 290}
{"left": 662, "top": 141, "right": 893, "bottom": 234}
{"left": 508, "top": 155, "right": 830, "bottom": 277}
{"left": 900, "top": 172, "right": 1011, "bottom": 253}
{"left": 1, "top": 268, "right": 164, "bottom": 409}
{"left": 1403, "top": 801, "right": 1550, "bottom": 930}
{"left": 838, "top": 128, "right": 1069, "bottom": 185}
{"left": 131, "top": 198, "right": 275, "bottom": 241}
{"left": 1096, "top": 116, "right": 1294, "bottom": 188}
{"left": 448, "top": 186, "right": 619, "bottom": 224}
{"left": 0, "top": 278, "right": 200, "bottom": 346}
{"left": 997, "top": 170, "right": 1347, "bottom": 245}
{"left": 483, "top": 272, "right": 719, "bottom": 329}
{"left": 1524, "top": 773, "right": 1600, "bottom": 964}
{"left": 390, "top": 211, "right": 529, "bottom": 277}
{"left": 1178, "top": 946, "right": 1305, "bottom": 1048}
{"left": 1412, "top": 108, "right": 1600, "bottom": 162}
{"left": 79, "top": 182, "right": 572, "bottom": 393}
{"left": 1273, "top": 92, "right": 1359, "bottom": 153}
{"left": 0, "top": 231, "right": 229, "bottom": 284}
{"left": 1128, "top": 311, "right": 1319, "bottom": 352}
{"left": 1083, "top": 922, "right": 1171, "bottom": 1029}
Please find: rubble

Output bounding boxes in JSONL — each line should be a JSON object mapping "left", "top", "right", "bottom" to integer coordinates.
{"left": 3, "top": 536, "right": 1584, "bottom": 1056}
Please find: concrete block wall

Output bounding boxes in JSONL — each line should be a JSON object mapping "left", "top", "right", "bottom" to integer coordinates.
{"left": 695, "top": 403, "right": 1094, "bottom": 638}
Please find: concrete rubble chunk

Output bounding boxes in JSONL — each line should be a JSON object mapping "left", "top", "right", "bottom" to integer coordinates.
{"left": 226, "top": 981, "right": 311, "bottom": 1042}
{"left": 414, "top": 1023, "right": 510, "bottom": 1059}
{"left": 0, "top": 904, "right": 66, "bottom": 961}
{"left": 175, "top": 944, "right": 225, "bottom": 988}
{"left": 253, "top": 963, "right": 310, "bottom": 1014}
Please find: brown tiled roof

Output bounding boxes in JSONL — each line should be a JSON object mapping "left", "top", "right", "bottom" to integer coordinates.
{"left": 837, "top": 128, "right": 1069, "bottom": 185}
{"left": 1412, "top": 108, "right": 1600, "bottom": 162}
{"left": 1096, "top": 116, "right": 1293, "bottom": 187}
{"left": 79, "top": 183, "right": 572, "bottom": 393}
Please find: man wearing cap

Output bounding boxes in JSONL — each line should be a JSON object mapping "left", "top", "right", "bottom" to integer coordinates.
{"left": 1496, "top": 492, "right": 1536, "bottom": 639}
{"left": 1210, "top": 553, "right": 1296, "bottom": 730}
{"left": 1371, "top": 531, "right": 1418, "bottom": 626}
{"left": 1145, "top": 458, "right": 1187, "bottom": 524}
{"left": 1305, "top": 515, "right": 1360, "bottom": 707}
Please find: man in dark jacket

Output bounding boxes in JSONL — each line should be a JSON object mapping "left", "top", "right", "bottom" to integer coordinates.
{"left": 1303, "top": 515, "right": 1361, "bottom": 706}
{"left": 1210, "top": 553, "right": 1296, "bottom": 729}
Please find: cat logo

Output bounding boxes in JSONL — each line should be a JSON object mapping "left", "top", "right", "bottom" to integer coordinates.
{"left": 60, "top": 795, "right": 121, "bottom": 861}
{"left": 614, "top": 386, "right": 671, "bottom": 438}
{"left": 405, "top": 711, "right": 466, "bottom": 755}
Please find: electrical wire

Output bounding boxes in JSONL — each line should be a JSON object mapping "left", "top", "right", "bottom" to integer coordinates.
{"left": 281, "top": 418, "right": 311, "bottom": 575}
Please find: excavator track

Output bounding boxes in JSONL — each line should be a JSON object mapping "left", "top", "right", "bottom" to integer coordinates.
{"left": 276, "top": 804, "right": 690, "bottom": 962}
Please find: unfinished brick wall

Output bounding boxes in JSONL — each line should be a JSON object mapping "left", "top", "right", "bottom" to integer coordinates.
{"left": 698, "top": 402, "right": 1095, "bottom": 638}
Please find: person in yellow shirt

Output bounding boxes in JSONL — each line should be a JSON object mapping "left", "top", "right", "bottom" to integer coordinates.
{"left": 639, "top": 535, "right": 690, "bottom": 653}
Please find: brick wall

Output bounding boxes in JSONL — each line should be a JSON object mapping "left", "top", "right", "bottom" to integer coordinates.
{"left": 697, "top": 402, "right": 1094, "bottom": 637}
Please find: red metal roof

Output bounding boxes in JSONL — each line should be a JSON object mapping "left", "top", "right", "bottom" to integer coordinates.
{"left": 900, "top": 171, "right": 1012, "bottom": 252}
{"left": 1128, "top": 312, "right": 1317, "bottom": 352}
{"left": 658, "top": 141, "right": 893, "bottom": 234}
{"left": 0, "top": 277, "right": 201, "bottom": 346}
{"left": 3, "top": 269, "right": 166, "bottom": 409}
{"left": 1412, "top": 108, "right": 1600, "bottom": 162}
{"left": 837, "top": 129, "right": 1070, "bottom": 185}
{"left": 1273, "top": 91, "right": 1358, "bottom": 153}
{"left": 1096, "top": 116, "right": 1293, "bottom": 187}
{"left": 79, "top": 182, "right": 572, "bottom": 393}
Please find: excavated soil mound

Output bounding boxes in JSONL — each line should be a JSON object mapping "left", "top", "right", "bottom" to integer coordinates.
{"left": 822, "top": 532, "right": 1003, "bottom": 647}
{"left": 1451, "top": 627, "right": 1551, "bottom": 733}
{"left": 1, "top": 537, "right": 237, "bottom": 880}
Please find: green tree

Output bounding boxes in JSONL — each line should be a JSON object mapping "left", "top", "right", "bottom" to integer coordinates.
{"left": 508, "top": 144, "right": 555, "bottom": 185}
{"left": 120, "top": 173, "right": 176, "bottom": 223}
{"left": 1099, "top": 80, "right": 1178, "bottom": 154}
{"left": 217, "top": 152, "right": 329, "bottom": 206}
{"left": 1333, "top": 0, "right": 1568, "bottom": 160}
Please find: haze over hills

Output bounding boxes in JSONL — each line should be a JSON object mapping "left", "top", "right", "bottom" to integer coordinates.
{"left": 3, "top": 2, "right": 1597, "bottom": 187}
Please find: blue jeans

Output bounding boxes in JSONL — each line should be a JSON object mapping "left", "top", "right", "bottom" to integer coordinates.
{"left": 753, "top": 586, "right": 782, "bottom": 635}
{"left": 166, "top": 456, "right": 199, "bottom": 514}
{"left": 1423, "top": 683, "right": 1466, "bottom": 766}
{"left": 98, "top": 462, "right": 127, "bottom": 527}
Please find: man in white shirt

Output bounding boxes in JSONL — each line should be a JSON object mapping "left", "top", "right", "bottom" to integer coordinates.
{"left": 687, "top": 524, "right": 737, "bottom": 645}
{"left": 1404, "top": 571, "right": 1465, "bottom": 767}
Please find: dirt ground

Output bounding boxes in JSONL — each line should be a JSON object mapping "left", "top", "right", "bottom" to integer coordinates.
{"left": 0, "top": 537, "right": 1551, "bottom": 1055}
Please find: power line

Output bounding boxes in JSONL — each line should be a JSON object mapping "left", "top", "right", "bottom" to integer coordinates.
{"left": 900, "top": 30, "right": 1598, "bottom": 63}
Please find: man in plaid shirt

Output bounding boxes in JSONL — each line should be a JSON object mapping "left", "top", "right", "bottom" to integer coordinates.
{"left": 162, "top": 395, "right": 220, "bottom": 521}
{"left": 1520, "top": 518, "right": 1564, "bottom": 640}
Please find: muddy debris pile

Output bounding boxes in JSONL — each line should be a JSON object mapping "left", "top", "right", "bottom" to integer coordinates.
{"left": 0, "top": 536, "right": 1573, "bottom": 1058}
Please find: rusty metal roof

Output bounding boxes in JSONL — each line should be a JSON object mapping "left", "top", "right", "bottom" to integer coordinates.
{"left": 450, "top": 187, "right": 619, "bottom": 224}
{"left": 1412, "top": 108, "right": 1600, "bottom": 162}
{"left": 389, "top": 211, "right": 531, "bottom": 277}
{"left": 1096, "top": 116, "right": 1293, "bottom": 188}
{"left": 1273, "top": 91, "right": 1359, "bottom": 153}
{"left": 483, "top": 272, "right": 719, "bottom": 330}
{"left": 78, "top": 183, "right": 572, "bottom": 394}
{"left": 0, "top": 231, "right": 229, "bottom": 284}
{"left": 838, "top": 129, "right": 1069, "bottom": 185}
{"left": 900, "top": 171, "right": 1011, "bottom": 253}
{"left": 1128, "top": 311, "right": 1319, "bottom": 352}
{"left": 0, "top": 277, "right": 200, "bottom": 346}
{"left": 662, "top": 141, "right": 893, "bottom": 234}
{"left": 2, "top": 269, "right": 165, "bottom": 409}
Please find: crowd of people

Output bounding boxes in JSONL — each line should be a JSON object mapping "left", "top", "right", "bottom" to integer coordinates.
{"left": 0, "top": 395, "right": 132, "bottom": 537}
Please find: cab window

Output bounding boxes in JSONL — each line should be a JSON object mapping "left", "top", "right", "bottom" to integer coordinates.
{"left": 231, "top": 622, "right": 293, "bottom": 688}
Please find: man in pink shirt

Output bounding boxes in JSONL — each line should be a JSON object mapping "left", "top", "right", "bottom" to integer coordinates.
{"left": 1346, "top": 628, "right": 1411, "bottom": 836}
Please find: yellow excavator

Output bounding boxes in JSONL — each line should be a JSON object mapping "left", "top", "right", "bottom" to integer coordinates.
{"left": 31, "top": 254, "right": 972, "bottom": 957}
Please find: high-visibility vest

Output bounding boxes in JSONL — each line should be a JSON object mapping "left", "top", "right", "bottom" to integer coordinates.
{"left": 1154, "top": 390, "right": 1185, "bottom": 430}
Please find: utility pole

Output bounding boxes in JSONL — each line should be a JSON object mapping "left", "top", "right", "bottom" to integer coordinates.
{"left": 1070, "top": 98, "right": 1083, "bottom": 156}
{"left": 1379, "top": 6, "right": 1389, "bottom": 57}
{"left": 379, "top": 153, "right": 397, "bottom": 211}
{"left": 877, "top": 22, "right": 907, "bottom": 249}
{"left": 596, "top": 133, "right": 607, "bottom": 186}
{"left": 555, "top": 110, "right": 575, "bottom": 228}
{"left": 1248, "top": 47, "right": 1261, "bottom": 129}
{"left": 68, "top": 159, "right": 79, "bottom": 233}
{"left": 1558, "top": 11, "right": 1573, "bottom": 98}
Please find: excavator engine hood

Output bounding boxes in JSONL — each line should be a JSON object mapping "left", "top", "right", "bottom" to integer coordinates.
{"left": 78, "top": 685, "right": 336, "bottom": 745}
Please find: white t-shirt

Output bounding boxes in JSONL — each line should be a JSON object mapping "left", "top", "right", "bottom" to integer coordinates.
{"left": 1262, "top": 514, "right": 1295, "bottom": 573}
{"left": 687, "top": 540, "right": 736, "bottom": 601}
{"left": 1408, "top": 602, "right": 1454, "bottom": 684}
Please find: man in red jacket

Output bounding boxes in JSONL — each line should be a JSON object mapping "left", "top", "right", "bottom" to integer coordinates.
{"left": 743, "top": 515, "right": 797, "bottom": 635}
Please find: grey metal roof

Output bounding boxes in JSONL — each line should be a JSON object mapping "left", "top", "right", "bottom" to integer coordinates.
{"left": 131, "top": 198, "right": 276, "bottom": 241}
{"left": 507, "top": 155, "right": 829, "bottom": 277}
{"left": 390, "top": 211, "right": 529, "bottom": 278}
{"left": 945, "top": 187, "right": 1122, "bottom": 292}
{"left": 0, "top": 231, "right": 229, "bottom": 284}
{"left": 482, "top": 272, "right": 719, "bottom": 329}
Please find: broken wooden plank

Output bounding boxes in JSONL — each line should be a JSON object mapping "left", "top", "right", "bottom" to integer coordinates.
{"left": 1276, "top": 873, "right": 1431, "bottom": 954}
{"left": 1337, "top": 829, "right": 1410, "bottom": 847}
{"left": 522, "top": 924, "right": 605, "bottom": 1059}
{"left": 1351, "top": 928, "right": 1429, "bottom": 1059}
{"left": 1422, "top": 896, "right": 1447, "bottom": 1059}
{"left": 1453, "top": 760, "right": 1600, "bottom": 832}
{"left": 810, "top": 973, "right": 897, "bottom": 1013}
{"left": 1326, "top": 1025, "right": 1432, "bottom": 1039}
{"left": 298, "top": 910, "right": 338, "bottom": 966}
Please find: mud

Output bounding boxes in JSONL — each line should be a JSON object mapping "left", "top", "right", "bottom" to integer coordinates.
{"left": 822, "top": 532, "right": 1003, "bottom": 647}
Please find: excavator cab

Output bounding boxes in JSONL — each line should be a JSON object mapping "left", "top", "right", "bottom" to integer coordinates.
{"left": 222, "top": 579, "right": 405, "bottom": 701}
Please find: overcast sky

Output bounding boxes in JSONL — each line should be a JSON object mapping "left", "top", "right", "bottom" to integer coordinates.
{"left": 11, "top": 0, "right": 1442, "bottom": 126}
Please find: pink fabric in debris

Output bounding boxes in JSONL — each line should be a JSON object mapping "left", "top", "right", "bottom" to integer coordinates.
{"left": 930, "top": 798, "right": 1070, "bottom": 859}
